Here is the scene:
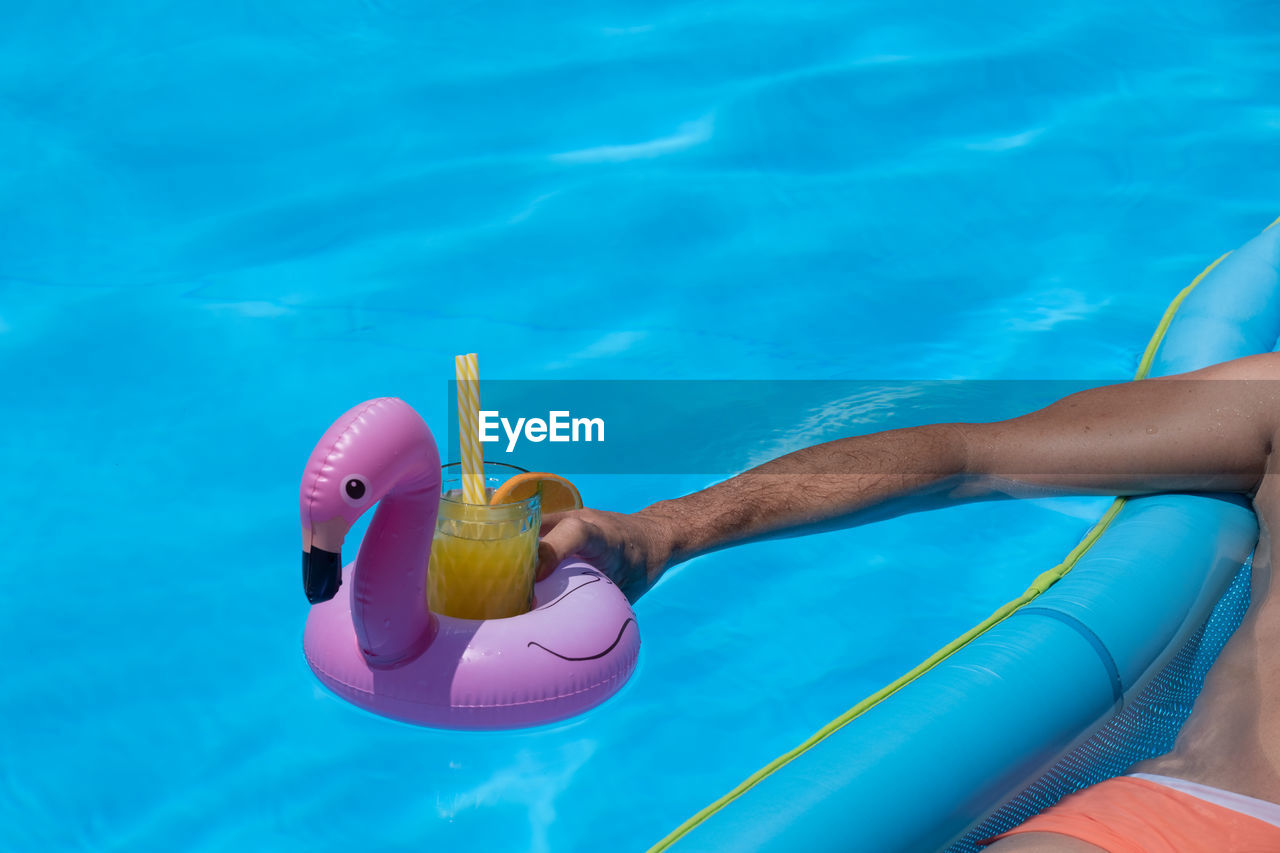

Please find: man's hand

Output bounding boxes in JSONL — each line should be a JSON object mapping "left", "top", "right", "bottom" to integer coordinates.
{"left": 537, "top": 507, "right": 676, "bottom": 602}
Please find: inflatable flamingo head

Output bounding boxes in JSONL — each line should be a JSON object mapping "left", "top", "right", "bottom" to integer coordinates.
{"left": 300, "top": 398, "right": 441, "bottom": 603}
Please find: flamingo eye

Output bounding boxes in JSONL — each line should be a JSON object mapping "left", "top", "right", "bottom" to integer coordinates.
{"left": 344, "top": 478, "right": 367, "bottom": 501}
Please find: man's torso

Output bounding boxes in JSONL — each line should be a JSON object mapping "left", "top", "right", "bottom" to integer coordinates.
{"left": 1130, "top": 468, "right": 1280, "bottom": 803}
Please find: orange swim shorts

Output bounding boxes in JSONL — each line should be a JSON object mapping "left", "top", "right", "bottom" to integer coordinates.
{"left": 980, "top": 776, "right": 1280, "bottom": 852}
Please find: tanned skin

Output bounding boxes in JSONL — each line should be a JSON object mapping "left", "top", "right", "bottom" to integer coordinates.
{"left": 537, "top": 353, "right": 1280, "bottom": 852}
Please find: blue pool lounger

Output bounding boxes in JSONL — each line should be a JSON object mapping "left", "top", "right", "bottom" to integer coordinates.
{"left": 651, "top": 218, "right": 1280, "bottom": 852}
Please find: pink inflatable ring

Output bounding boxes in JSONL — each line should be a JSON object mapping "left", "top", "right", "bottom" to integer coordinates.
{"left": 299, "top": 397, "right": 640, "bottom": 730}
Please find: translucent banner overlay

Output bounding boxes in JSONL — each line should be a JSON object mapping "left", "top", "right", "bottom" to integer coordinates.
{"left": 438, "top": 378, "right": 1239, "bottom": 476}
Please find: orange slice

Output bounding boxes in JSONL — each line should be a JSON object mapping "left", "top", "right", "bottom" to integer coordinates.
{"left": 490, "top": 472, "right": 583, "bottom": 513}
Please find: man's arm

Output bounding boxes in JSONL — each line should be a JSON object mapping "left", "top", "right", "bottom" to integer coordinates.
{"left": 538, "top": 354, "right": 1280, "bottom": 600}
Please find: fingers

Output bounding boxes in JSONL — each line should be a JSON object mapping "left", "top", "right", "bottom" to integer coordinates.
{"left": 539, "top": 510, "right": 573, "bottom": 536}
{"left": 535, "top": 540, "right": 561, "bottom": 581}
{"left": 537, "top": 514, "right": 592, "bottom": 580}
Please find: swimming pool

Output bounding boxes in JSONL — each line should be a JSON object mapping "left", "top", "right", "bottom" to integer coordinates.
{"left": 3, "top": 1, "right": 1279, "bottom": 850}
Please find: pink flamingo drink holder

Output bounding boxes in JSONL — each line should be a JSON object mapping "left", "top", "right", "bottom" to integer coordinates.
{"left": 299, "top": 398, "right": 640, "bottom": 729}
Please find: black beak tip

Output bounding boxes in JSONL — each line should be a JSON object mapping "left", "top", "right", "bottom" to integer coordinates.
{"left": 303, "top": 548, "right": 343, "bottom": 604}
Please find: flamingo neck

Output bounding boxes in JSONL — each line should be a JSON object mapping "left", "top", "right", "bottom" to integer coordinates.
{"left": 351, "top": 478, "right": 438, "bottom": 666}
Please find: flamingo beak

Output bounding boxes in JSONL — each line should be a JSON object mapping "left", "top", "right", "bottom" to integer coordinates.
{"left": 302, "top": 547, "right": 343, "bottom": 604}
{"left": 301, "top": 517, "right": 349, "bottom": 604}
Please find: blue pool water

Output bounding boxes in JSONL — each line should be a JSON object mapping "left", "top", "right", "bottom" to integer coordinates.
{"left": 3, "top": 1, "right": 1279, "bottom": 850}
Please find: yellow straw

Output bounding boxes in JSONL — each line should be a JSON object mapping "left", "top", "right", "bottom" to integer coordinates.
{"left": 454, "top": 353, "right": 486, "bottom": 504}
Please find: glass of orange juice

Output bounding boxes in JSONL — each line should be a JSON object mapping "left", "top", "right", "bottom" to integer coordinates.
{"left": 428, "top": 462, "right": 541, "bottom": 620}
